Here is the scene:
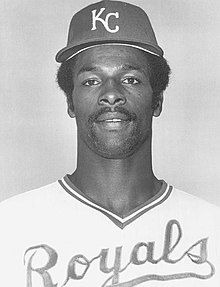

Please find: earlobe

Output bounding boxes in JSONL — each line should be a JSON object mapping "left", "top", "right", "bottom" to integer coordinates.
{"left": 68, "top": 107, "right": 75, "bottom": 118}
{"left": 153, "top": 93, "right": 163, "bottom": 117}
{"left": 67, "top": 97, "right": 75, "bottom": 118}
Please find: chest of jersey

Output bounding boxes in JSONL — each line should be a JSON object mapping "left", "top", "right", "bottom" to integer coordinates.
{"left": 1, "top": 180, "right": 219, "bottom": 287}
{"left": 22, "top": 205, "right": 216, "bottom": 287}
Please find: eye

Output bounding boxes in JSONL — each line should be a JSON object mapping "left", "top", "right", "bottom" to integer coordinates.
{"left": 83, "top": 79, "right": 100, "bottom": 86}
{"left": 122, "top": 77, "right": 140, "bottom": 85}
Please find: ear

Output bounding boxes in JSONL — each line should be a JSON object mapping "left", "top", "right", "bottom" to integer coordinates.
{"left": 153, "top": 93, "right": 163, "bottom": 117}
{"left": 67, "top": 96, "right": 75, "bottom": 118}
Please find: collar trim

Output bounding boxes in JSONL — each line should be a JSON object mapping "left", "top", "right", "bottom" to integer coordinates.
{"left": 58, "top": 175, "right": 172, "bottom": 229}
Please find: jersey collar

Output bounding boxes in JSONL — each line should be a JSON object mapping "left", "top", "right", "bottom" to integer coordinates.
{"left": 58, "top": 175, "right": 172, "bottom": 229}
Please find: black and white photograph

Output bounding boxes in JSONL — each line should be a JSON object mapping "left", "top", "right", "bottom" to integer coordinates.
{"left": 0, "top": 0, "right": 220, "bottom": 286}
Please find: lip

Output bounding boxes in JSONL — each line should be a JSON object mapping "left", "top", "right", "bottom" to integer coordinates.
{"left": 94, "top": 113, "right": 132, "bottom": 131}
{"left": 95, "top": 120, "right": 131, "bottom": 131}
{"left": 96, "top": 112, "right": 130, "bottom": 122}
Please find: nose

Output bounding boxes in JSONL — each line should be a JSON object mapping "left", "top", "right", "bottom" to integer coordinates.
{"left": 98, "top": 79, "right": 126, "bottom": 107}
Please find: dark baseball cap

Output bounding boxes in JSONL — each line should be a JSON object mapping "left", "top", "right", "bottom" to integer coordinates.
{"left": 55, "top": 0, "right": 164, "bottom": 62}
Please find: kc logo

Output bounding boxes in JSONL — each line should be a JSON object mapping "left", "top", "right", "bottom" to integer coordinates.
{"left": 91, "top": 8, "right": 119, "bottom": 33}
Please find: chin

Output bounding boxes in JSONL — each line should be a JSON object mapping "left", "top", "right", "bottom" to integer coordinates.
{"left": 81, "top": 122, "right": 152, "bottom": 159}
{"left": 88, "top": 133, "right": 150, "bottom": 159}
{"left": 94, "top": 145, "right": 137, "bottom": 159}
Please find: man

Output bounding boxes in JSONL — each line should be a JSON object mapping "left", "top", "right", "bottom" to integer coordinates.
{"left": 0, "top": 1, "right": 219, "bottom": 286}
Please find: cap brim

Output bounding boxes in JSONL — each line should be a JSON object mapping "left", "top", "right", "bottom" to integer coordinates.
{"left": 55, "top": 40, "right": 163, "bottom": 62}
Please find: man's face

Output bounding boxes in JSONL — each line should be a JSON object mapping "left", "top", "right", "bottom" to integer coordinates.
{"left": 70, "top": 45, "right": 158, "bottom": 159}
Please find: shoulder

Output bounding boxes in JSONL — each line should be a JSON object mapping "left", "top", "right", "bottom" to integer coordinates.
{"left": 0, "top": 180, "right": 63, "bottom": 215}
{"left": 169, "top": 185, "right": 220, "bottom": 217}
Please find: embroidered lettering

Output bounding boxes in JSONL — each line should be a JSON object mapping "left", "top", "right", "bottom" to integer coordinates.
{"left": 62, "top": 254, "right": 90, "bottom": 286}
{"left": 24, "top": 244, "right": 58, "bottom": 287}
{"left": 131, "top": 242, "right": 158, "bottom": 265}
{"left": 63, "top": 253, "right": 101, "bottom": 286}
{"left": 24, "top": 220, "right": 215, "bottom": 287}
{"left": 91, "top": 8, "right": 119, "bottom": 33}
{"left": 163, "top": 219, "right": 182, "bottom": 263}
{"left": 100, "top": 246, "right": 122, "bottom": 284}
{"left": 186, "top": 238, "right": 209, "bottom": 264}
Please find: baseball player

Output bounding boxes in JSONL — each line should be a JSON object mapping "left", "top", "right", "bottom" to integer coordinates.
{"left": 0, "top": 1, "right": 220, "bottom": 287}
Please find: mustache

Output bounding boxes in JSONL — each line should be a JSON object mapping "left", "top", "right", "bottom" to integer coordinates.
{"left": 88, "top": 107, "right": 137, "bottom": 124}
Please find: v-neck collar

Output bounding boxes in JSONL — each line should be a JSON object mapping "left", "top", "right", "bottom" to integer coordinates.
{"left": 58, "top": 175, "right": 172, "bottom": 229}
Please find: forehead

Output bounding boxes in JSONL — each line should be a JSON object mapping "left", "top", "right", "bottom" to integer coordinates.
{"left": 72, "top": 45, "right": 150, "bottom": 74}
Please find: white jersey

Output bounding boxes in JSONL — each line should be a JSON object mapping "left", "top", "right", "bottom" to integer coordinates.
{"left": 0, "top": 175, "right": 220, "bottom": 287}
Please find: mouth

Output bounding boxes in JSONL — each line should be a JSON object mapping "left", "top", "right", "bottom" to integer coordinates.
{"left": 95, "top": 113, "right": 132, "bottom": 130}
{"left": 96, "top": 112, "right": 131, "bottom": 122}
{"left": 99, "top": 118, "right": 128, "bottom": 123}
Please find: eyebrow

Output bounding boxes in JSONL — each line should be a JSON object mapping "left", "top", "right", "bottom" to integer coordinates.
{"left": 77, "top": 66, "right": 98, "bottom": 76}
{"left": 120, "top": 64, "right": 141, "bottom": 71}
{"left": 77, "top": 64, "right": 142, "bottom": 76}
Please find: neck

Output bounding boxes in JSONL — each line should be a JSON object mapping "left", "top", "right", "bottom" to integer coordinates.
{"left": 69, "top": 136, "right": 161, "bottom": 216}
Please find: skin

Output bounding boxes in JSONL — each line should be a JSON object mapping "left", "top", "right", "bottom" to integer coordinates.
{"left": 67, "top": 45, "right": 163, "bottom": 217}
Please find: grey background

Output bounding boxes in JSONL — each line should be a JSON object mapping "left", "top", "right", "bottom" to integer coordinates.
{"left": 1, "top": 0, "right": 220, "bottom": 205}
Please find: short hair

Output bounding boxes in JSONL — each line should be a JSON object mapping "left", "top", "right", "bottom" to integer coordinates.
{"left": 56, "top": 52, "right": 171, "bottom": 109}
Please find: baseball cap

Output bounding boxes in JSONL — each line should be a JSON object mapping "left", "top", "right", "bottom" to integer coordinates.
{"left": 55, "top": 0, "right": 164, "bottom": 62}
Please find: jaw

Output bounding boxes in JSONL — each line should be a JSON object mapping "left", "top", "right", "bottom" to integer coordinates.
{"left": 79, "top": 120, "right": 152, "bottom": 159}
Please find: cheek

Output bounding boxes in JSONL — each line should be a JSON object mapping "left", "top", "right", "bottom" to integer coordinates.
{"left": 71, "top": 89, "right": 96, "bottom": 123}
{"left": 132, "top": 88, "right": 153, "bottom": 117}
